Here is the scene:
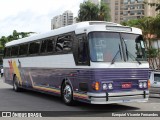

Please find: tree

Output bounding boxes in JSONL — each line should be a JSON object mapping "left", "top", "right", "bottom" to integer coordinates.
{"left": 98, "top": 1, "right": 110, "bottom": 21}
{"left": 121, "top": 19, "right": 140, "bottom": 27}
{"left": 78, "top": 1, "right": 99, "bottom": 21}
{"left": 121, "top": 16, "right": 160, "bottom": 69}
{"left": 78, "top": 1, "right": 110, "bottom": 21}
{"left": 20, "top": 32, "right": 35, "bottom": 38}
{"left": 13, "top": 30, "right": 19, "bottom": 40}
{"left": 0, "top": 30, "right": 35, "bottom": 49}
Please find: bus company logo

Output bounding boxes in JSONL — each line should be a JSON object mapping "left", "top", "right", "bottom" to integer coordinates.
{"left": 2, "top": 112, "right": 12, "bottom": 117}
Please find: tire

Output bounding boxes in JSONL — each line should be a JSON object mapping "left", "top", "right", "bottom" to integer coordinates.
{"left": 13, "top": 76, "right": 21, "bottom": 92}
{"left": 62, "top": 82, "right": 75, "bottom": 105}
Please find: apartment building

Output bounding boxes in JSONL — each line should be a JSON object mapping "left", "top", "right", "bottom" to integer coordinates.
{"left": 85, "top": 0, "right": 100, "bottom": 5}
{"left": 103, "top": 0, "right": 158, "bottom": 23}
{"left": 51, "top": 10, "right": 73, "bottom": 29}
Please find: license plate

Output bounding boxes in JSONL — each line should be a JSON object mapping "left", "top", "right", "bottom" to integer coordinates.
{"left": 122, "top": 83, "right": 132, "bottom": 88}
{"left": 123, "top": 99, "right": 130, "bottom": 102}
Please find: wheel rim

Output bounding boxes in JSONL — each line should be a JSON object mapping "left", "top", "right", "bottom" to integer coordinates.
{"left": 63, "top": 85, "right": 72, "bottom": 103}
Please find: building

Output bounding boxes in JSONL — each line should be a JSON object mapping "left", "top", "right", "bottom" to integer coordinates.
{"left": 51, "top": 11, "right": 73, "bottom": 29}
{"left": 103, "top": 0, "right": 159, "bottom": 23}
{"left": 51, "top": 15, "right": 62, "bottom": 29}
{"left": 84, "top": 0, "right": 100, "bottom": 5}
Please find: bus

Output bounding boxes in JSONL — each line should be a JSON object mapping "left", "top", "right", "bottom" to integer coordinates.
{"left": 3, "top": 21, "right": 150, "bottom": 105}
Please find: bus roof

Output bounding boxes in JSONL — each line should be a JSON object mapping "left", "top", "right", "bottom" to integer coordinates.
{"left": 5, "top": 21, "right": 142, "bottom": 47}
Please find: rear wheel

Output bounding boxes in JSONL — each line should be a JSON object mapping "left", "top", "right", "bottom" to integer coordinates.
{"left": 13, "top": 76, "right": 21, "bottom": 92}
{"left": 62, "top": 82, "right": 75, "bottom": 105}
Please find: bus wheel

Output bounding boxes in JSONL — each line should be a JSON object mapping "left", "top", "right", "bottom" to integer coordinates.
{"left": 62, "top": 82, "right": 74, "bottom": 105}
{"left": 13, "top": 76, "right": 21, "bottom": 92}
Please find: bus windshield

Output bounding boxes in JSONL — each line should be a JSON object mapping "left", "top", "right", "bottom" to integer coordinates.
{"left": 121, "top": 33, "right": 146, "bottom": 62}
{"left": 88, "top": 32, "right": 146, "bottom": 62}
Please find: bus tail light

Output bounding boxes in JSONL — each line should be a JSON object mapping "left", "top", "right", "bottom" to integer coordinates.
{"left": 148, "top": 80, "right": 150, "bottom": 88}
{"left": 92, "top": 82, "right": 100, "bottom": 91}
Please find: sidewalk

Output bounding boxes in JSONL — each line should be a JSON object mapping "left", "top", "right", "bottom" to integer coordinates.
{"left": 0, "top": 77, "right": 12, "bottom": 89}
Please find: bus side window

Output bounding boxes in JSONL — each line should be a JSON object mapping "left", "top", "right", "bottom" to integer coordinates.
{"left": 11, "top": 46, "right": 19, "bottom": 57}
{"left": 56, "top": 35, "right": 72, "bottom": 52}
{"left": 78, "top": 39, "right": 87, "bottom": 63}
{"left": 19, "top": 44, "right": 28, "bottom": 56}
{"left": 5, "top": 47, "right": 11, "bottom": 57}
{"left": 40, "top": 40, "right": 47, "bottom": 53}
{"left": 75, "top": 34, "right": 90, "bottom": 66}
{"left": 29, "top": 41, "right": 40, "bottom": 55}
{"left": 3, "top": 48, "right": 6, "bottom": 58}
{"left": 47, "top": 39, "right": 55, "bottom": 53}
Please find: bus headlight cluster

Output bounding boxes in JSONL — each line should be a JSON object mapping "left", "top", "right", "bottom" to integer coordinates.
{"left": 103, "top": 83, "right": 113, "bottom": 90}
{"left": 139, "top": 81, "right": 147, "bottom": 88}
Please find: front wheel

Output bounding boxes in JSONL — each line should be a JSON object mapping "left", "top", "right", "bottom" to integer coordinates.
{"left": 62, "top": 82, "right": 75, "bottom": 105}
{"left": 13, "top": 76, "right": 21, "bottom": 92}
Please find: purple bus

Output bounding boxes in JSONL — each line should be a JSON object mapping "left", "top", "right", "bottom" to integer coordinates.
{"left": 3, "top": 21, "right": 150, "bottom": 105}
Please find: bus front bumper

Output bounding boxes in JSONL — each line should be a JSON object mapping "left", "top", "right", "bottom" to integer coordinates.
{"left": 87, "top": 90, "right": 149, "bottom": 104}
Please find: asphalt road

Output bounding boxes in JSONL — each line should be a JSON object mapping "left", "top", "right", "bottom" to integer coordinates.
{"left": 0, "top": 77, "right": 160, "bottom": 119}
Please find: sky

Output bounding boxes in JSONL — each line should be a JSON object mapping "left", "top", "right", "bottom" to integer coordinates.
{"left": 0, "top": 0, "right": 84, "bottom": 37}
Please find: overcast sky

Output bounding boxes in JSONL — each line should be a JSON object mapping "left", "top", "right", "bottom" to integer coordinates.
{"left": 0, "top": 0, "right": 84, "bottom": 37}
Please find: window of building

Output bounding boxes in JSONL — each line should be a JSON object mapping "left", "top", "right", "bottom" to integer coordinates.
{"left": 130, "top": 0, "right": 135, "bottom": 4}
{"left": 137, "top": 0, "right": 143, "bottom": 3}
{"left": 130, "top": 5, "right": 135, "bottom": 9}
{"left": 115, "top": 6, "right": 119, "bottom": 10}
{"left": 130, "top": 11, "right": 135, "bottom": 15}
{"left": 124, "top": 0, "right": 128, "bottom": 4}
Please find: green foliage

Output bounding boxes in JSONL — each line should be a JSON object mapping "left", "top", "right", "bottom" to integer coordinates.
{"left": 78, "top": 1, "right": 110, "bottom": 21}
{"left": 121, "top": 19, "right": 140, "bottom": 27}
{"left": 99, "top": 1, "right": 110, "bottom": 21}
{"left": 121, "top": 16, "right": 160, "bottom": 40}
{"left": 0, "top": 30, "right": 35, "bottom": 50}
{"left": 146, "top": 48, "right": 158, "bottom": 58}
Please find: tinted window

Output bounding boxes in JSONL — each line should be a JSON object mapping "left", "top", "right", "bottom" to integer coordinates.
{"left": 154, "top": 74, "right": 160, "bottom": 82}
{"left": 56, "top": 35, "right": 72, "bottom": 52}
{"left": 78, "top": 38, "right": 88, "bottom": 63}
{"left": 75, "top": 34, "right": 90, "bottom": 65}
{"left": 47, "top": 39, "right": 54, "bottom": 53}
{"left": 40, "top": 39, "right": 55, "bottom": 53}
{"left": 19, "top": 44, "right": 28, "bottom": 56}
{"left": 11, "top": 46, "right": 19, "bottom": 57}
{"left": 40, "top": 40, "right": 47, "bottom": 53}
{"left": 29, "top": 41, "right": 40, "bottom": 55}
{"left": 6, "top": 47, "right": 11, "bottom": 57}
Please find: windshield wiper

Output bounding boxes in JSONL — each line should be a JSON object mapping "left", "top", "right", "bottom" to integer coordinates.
{"left": 111, "top": 44, "right": 121, "bottom": 64}
{"left": 121, "top": 35, "right": 141, "bottom": 65}
{"left": 126, "top": 49, "right": 141, "bottom": 65}
{"left": 123, "top": 39, "right": 141, "bottom": 65}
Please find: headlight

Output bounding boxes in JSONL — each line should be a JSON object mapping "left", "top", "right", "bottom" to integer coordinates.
{"left": 102, "top": 84, "right": 107, "bottom": 90}
{"left": 143, "top": 82, "right": 147, "bottom": 88}
{"left": 139, "top": 82, "right": 143, "bottom": 88}
{"left": 108, "top": 83, "right": 113, "bottom": 89}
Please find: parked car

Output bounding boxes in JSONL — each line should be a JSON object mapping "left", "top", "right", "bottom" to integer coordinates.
{"left": 149, "top": 71, "right": 160, "bottom": 97}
